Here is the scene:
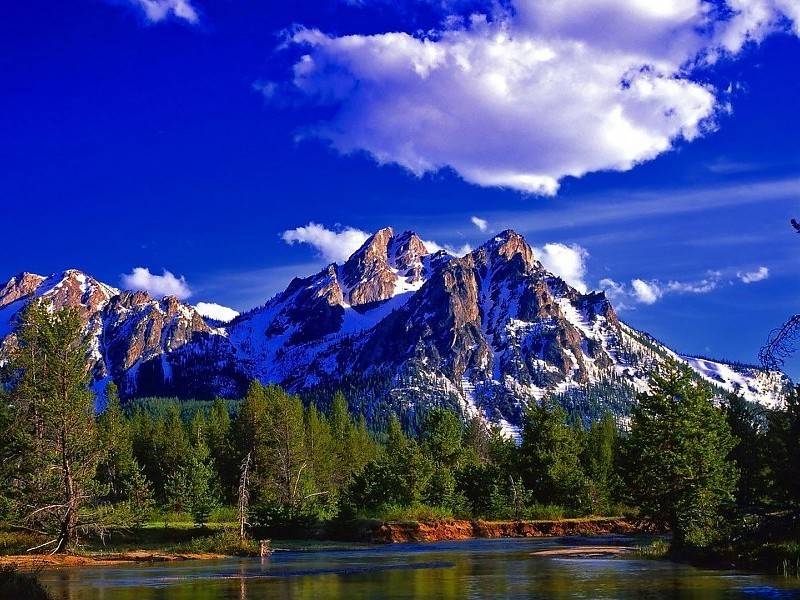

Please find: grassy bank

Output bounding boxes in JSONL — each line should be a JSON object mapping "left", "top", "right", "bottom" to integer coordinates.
{"left": 633, "top": 538, "right": 800, "bottom": 578}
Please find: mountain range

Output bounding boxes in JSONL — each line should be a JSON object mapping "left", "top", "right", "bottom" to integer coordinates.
{"left": 0, "top": 228, "right": 790, "bottom": 433}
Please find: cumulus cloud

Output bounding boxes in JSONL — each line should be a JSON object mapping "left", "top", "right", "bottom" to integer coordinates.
{"left": 274, "top": 1, "right": 798, "bottom": 194}
{"left": 128, "top": 0, "right": 199, "bottom": 23}
{"left": 738, "top": 266, "right": 769, "bottom": 283}
{"left": 121, "top": 267, "right": 192, "bottom": 299}
{"left": 631, "top": 278, "right": 662, "bottom": 304}
{"left": 282, "top": 222, "right": 371, "bottom": 263}
{"left": 195, "top": 302, "right": 240, "bottom": 323}
{"left": 535, "top": 243, "right": 589, "bottom": 293}
{"left": 471, "top": 216, "right": 489, "bottom": 232}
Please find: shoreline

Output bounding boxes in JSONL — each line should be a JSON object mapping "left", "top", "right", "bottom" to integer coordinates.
{"left": 0, "top": 551, "right": 228, "bottom": 569}
{"left": 360, "top": 517, "right": 655, "bottom": 543}
{"left": 0, "top": 517, "right": 655, "bottom": 570}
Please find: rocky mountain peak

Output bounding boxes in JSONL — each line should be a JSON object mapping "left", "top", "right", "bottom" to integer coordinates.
{"left": 479, "top": 229, "right": 536, "bottom": 268}
{"left": 341, "top": 226, "right": 421, "bottom": 306}
{"left": 0, "top": 272, "right": 47, "bottom": 308}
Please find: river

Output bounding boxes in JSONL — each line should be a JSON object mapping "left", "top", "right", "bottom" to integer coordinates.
{"left": 38, "top": 536, "right": 800, "bottom": 599}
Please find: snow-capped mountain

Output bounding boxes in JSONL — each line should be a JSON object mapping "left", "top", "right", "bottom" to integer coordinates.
{"left": 0, "top": 229, "right": 791, "bottom": 428}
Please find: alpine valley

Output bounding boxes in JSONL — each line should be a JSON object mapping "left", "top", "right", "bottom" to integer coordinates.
{"left": 0, "top": 228, "right": 790, "bottom": 434}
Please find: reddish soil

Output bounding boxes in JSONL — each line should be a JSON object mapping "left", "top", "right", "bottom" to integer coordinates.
{"left": 369, "top": 518, "right": 655, "bottom": 543}
{"left": 0, "top": 551, "right": 226, "bottom": 570}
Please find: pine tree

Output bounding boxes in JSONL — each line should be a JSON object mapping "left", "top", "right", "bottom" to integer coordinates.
{"left": 96, "top": 382, "right": 139, "bottom": 503}
{"left": 766, "top": 385, "right": 800, "bottom": 512}
{"left": 724, "top": 393, "right": 770, "bottom": 511}
{"left": 625, "top": 364, "right": 738, "bottom": 549}
{"left": 206, "top": 398, "right": 234, "bottom": 501}
{"left": 420, "top": 407, "right": 463, "bottom": 468}
{"left": 518, "top": 398, "right": 588, "bottom": 509}
{"left": 185, "top": 434, "right": 218, "bottom": 527}
{"left": 582, "top": 413, "right": 620, "bottom": 513}
{"left": 304, "top": 403, "right": 336, "bottom": 507}
{"left": 264, "top": 386, "right": 309, "bottom": 509}
{"left": 8, "top": 304, "right": 103, "bottom": 551}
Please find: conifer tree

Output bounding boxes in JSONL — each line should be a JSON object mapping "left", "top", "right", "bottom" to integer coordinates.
{"left": 518, "top": 398, "right": 588, "bottom": 509}
{"left": 626, "top": 364, "right": 738, "bottom": 549}
{"left": 264, "top": 386, "right": 309, "bottom": 509}
{"left": 97, "top": 382, "right": 139, "bottom": 503}
{"left": 8, "top": 304, "right": 103, "bottom": 551}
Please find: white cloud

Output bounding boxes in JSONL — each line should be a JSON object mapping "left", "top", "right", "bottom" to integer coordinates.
{"left": 471, "top": 216, "right": 489, "bottom": 232}
{"left": 714, "top": 0, "right": 800, "bottom": 54}
{"left": 130, "top": 0, "right": 199, "bottom": 23}
{"left": 600, "top": 270, "right": 724, "bottom": 307}
{"left": 282, "top": 222, "right": 371, "bottom": 263}
{"left": 631, "top": 278, "right": 662, "bottom": 304}
{"left": 535, "top": 243, "right": 589, "bottom": 293}
{"left": 121, "top": 267, "right": 192, "bottom": 299}
{"left": 738, "top": 266, "right": 769, "bottom": 283}
{"left": 277, "top": 2, "right": 798, "bottom": 194}
{"left": 422, "top": 239, "right": 473, "bottom": 257}
{"left": 195, "top": 302, "right": 240, "bottom": 323}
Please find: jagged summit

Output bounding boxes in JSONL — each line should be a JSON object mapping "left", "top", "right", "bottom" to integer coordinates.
{"left": 0, "top": 229, "right": 791, "bottom": 427}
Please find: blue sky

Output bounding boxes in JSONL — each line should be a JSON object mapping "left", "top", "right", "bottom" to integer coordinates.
{"left": 1, "top": 0, "right": 798, "bottom": 376}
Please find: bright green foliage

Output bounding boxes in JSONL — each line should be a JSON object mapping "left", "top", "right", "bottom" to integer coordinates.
{"left": 184, "top": 435, "right": 219, "bottom": 527}
{"left": 346, "top": 415, "right": 433, "bottom": 511}
{"left": 206, "top": 399, "right": 234, "bottom": 502}
{"left": 420, "top": 407, "right": 464, "bottom": 467}
{"left": 263, "top": 386, "right": 310, "bottom": 508}
{"left": 581, "top": 413, "right": 621, "bottom": 513}
{"left": 304, "top": 404, "right": 337, "bottom": 513}
{"left": 625, "top": 364, "right": 738, "bottom": 549}
{"left": 97, "top": 382, "right": 141, "bottom": 503}
{"left": 455, "top": 462, "right": 508, "bottom": 518}
{"left": 519, "top": 398, "right": 589, "bottom": 510}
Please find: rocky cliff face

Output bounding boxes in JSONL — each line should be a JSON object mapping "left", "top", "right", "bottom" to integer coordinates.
{"left": 0, "top": 269, "right": 241, "bottom": 398}
{"left": 0, "top": 229, "right": 791, "bottom": 428}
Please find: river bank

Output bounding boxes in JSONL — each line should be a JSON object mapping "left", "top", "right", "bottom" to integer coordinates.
{"left": 0, "top": 517, "right": 653, "bottom": 569}
{"left": 353, "top": 517, "right": 654, "bottom": 543}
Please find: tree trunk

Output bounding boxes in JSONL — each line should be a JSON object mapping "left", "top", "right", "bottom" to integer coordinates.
{"left": 58, "top": 429, "right": 78, "bottom": 552}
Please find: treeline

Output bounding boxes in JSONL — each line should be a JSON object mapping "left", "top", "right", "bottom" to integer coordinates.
{"left": 0, "top": 305, "right": 798, "bottom": 557}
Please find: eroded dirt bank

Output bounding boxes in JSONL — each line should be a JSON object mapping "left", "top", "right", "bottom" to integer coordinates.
{"left": 0, "top": 551, "right": 227, "bottom": 570}
{"left": 366, "top": 518, "right": 654, "bottom": 543}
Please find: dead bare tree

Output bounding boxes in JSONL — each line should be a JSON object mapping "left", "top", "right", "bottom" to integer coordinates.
{"left": 760, "top": 219, "right": 800, "bottom": 369}
{"left": 237, "top": 452, "right": 252, "bottom": 542}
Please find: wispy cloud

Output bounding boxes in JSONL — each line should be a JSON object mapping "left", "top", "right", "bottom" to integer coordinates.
{"left": 126, "top": 0, "right": 199, "bottom": 24}
{"left": 121, "top": 267, "right": 192, "bottom": 299}
{"left": 599, "top": 268, "right": 745, "bottom": 309}
{"left": 425, "top": 176, "right": 800, "bottom": 239}
{"left": 738, "top": 266, "right": 769, "bottom": 283}
{"left": 470, "top": 216, "right": 488, "bottom": 232}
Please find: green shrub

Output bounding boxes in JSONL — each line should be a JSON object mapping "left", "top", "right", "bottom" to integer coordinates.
{"left": 520, "top": 504, "right": 567, "bottom": 521}
{"left": 0, "top": 566, "right": 52, "bottom": 600}
{"left": 0, "top": 531, "right": 47, "bottom": 555}
{"left": 358, "top": 503, "right": 455, "bottom": 522}
{"left": 632, "top": 538, "right": 670, "bottom": 559}
{"left": 209, "top": 506, "right": 238, "bottom": 523}
{"left": 176, "top": 529, "right": 260, "bottom": 556}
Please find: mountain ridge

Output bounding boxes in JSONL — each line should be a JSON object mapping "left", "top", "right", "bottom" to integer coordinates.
{"left": 0, "top": 229, "right": 791, "bottom": 428}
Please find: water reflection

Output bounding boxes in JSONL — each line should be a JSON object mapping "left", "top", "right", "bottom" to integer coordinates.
{"left": 37, "top": 537, "right": 800, "bottom": 600}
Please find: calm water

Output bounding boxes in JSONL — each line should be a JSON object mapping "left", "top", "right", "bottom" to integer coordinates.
{"left": 38, "top": 536, "right": 800, "bottom": 600}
